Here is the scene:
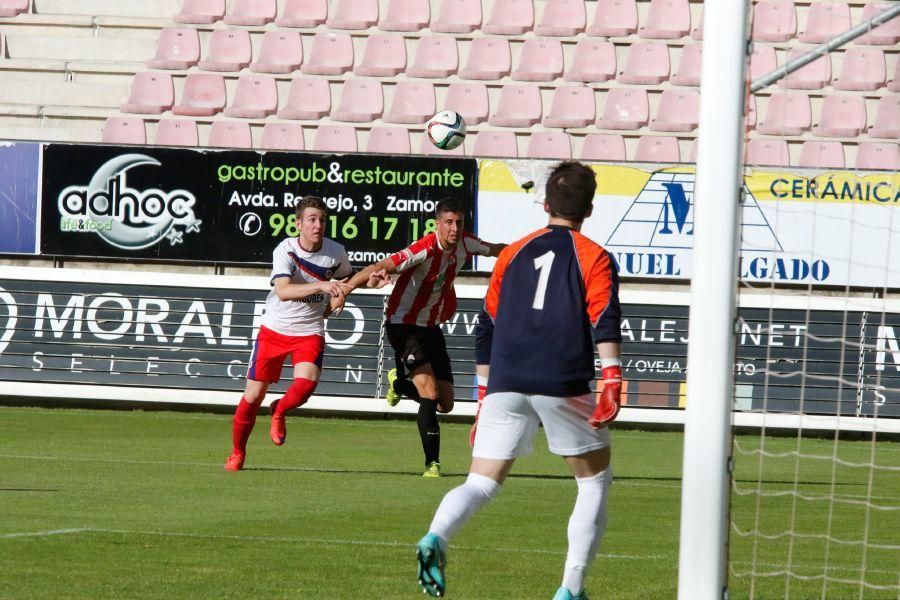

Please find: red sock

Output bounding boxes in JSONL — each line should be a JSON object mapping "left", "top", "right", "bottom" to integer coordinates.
{"left": 231, "top": 397, "right": 258, "bottom": 455}
{"left": 273, "top": 378, "right": 317, "bottom": 416}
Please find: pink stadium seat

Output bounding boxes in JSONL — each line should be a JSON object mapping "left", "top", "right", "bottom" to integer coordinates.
{"left": 543, "top": 86, "right": 596, "bottom": 128}
{"left": 751, "top": 1, "right": 797, "bottom": 42}
{"left": 332, "top": 79, "right": 383, "bottom": 122}
{"left": 154, "top": 119, "right": 199, "bottom": 147}
{"left": 634, "top": 136, "right": 680, "bottom": 163}
{"left": 327, "top": 0, "right": 378, "bottom": 29}
{"left": 670, "top": 44, "right": 702, "bottom": 86}
{"left": 102, "top": 117, "right": 146, "bottom": 145}
{"left": 121, "top": 72, "right": 174, "bottom": 114}
{"left": 355, "top": 34, "right": 406, "bottom": 77}
{"left": 757, "top": 93, "right": 811, "bottom": 136}
{"left": 278, "top": 77, "right": 331, "bottom": 120}
{"left": 799, "top": 3, "right": 852, "bottom": 43}
{"left": 198, "top": 30, "right": 251, "bottom": 72}
{"left": 224, "top": 0, "right": 276, "bottom": 25}
{"left": 147, "top": 28, "right": 200, "bottom": 70}
{"left": 473, "top": 131, "right": 518, "bottom": 158}
{"left": 384, "top": 81, "right": 435, "bottom": 124}
{"left": 407, "top": 36, "right": 458, "bottom": 78}
{"left": 527, "top": 132, "right": 572, "bottom": 159}
{"left": 208, "top": 121, "right": 252, "bottom": 149}
{"left": 690, "top": 7, "right": 703, "bottom": 40}
{"left": 780, "top": 47, "right": 831, "bottom": 90}
{"left": 857, "top": 3, "right": 900, "bottom": 45}
{"left": 444, "top": 82, "right": 489, "bottom": 125}
{"left": 564, "top": 40, "right": 616, "bottom": 83}
{"left": 596, "top": 88, "right": 649, "bottom": 130}
{"left": 889, "top": 60, "right": 900, "bottom": 93}
{"left": 618, "top": 42, "right": 670, "bottom": 85}
{"left": 812, "top": 95, "right": 866, "bottom": 138}
{"left": 174, "top": 0, "right": 224, "bottom": 24}
{"left": 639, "top": 0, "right": 691, "bottom": 39}
{"left": 432, "top": 0, "right": 482, "bottom": 33}
{"left": 367, "top": 126, "right": 411, "bottom": 154}
{"left": 581, "top": 134, "right": 626, "bottom": 162}
{"left": 314, "top": 125, "right": 357, "bottom": 152}
{"left": 868, "top": 96, "right": 900, "bottom": 139}
{"left": 512, "top": 39, "right": 563, "bottom": 82}
{"left": 302, "top": 32, "right": 354, "bottom": 75}
{"left": 0, "top": 0, "right": 27, "bottom": 17}
{"left": 749, "top": 44, "right": 778, "bottom": 82}
{"left": 745, "top": 139, "right": 790, "bottom": 167}
{"left": 224, "top": 75, "right": 278, "bottom": 119}
{"left": 276, "top": 0, "right": 327, "bottom": 28}
{"left": 380, "top": 0, "right": 430, "bottom": 31}
{"left": 650, "top": 89, "right": 699, "bottom": 132}
{"left": 420, "top": 133, "right": 465, "bottom": 156}
{"left": 832, "top": 47, "right": 885, "bottom": 91}
{"left": 855, "top": 142, "right": 900, "bottom": 170}
{"left": 251, "top": 31, "right": 303, "bottom": 74}
{"left": 535, "top": 0, "right": 586, "bottom": 36}
{"left": 483, "top": 0, "right": 534, "bottom": 35}
{"left": 459, "top": 38, "right": 511, "bottom": 80}
{"left": 173, "top": 73, "right": 227, "bottom": 117}
{"left": 587, "top": 0, "right": 637, "bottom": 36}
{"left": 260, "top": 122, "right": 304, "bottom": 151}
{"left": 797, "top": 141, "right": 845, "bottom": 169}
{"left": 488, "top": 84, "right": 542, "bottom": 127}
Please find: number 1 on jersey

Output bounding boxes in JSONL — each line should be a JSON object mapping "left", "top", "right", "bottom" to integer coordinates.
{"left": 532, "top": 250, "right": 555, "bottom": 310}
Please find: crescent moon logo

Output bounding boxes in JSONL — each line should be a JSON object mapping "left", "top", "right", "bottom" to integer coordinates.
{"left": 0, "top": 289, "right": 18, "bottom": 358}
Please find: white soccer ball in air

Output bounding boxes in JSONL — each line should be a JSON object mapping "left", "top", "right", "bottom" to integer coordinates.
{"left": 426, "top": 110, "right": 467, "bottom": 151}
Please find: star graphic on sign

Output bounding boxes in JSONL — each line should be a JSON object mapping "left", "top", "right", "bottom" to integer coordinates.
{"left": 166, "top": 228, "right": 184, "bottom": 245}
{"left": 185, "top": 218, "right": 202, "bottom": 233}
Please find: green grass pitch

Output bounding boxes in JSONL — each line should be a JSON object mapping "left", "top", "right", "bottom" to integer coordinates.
{"left": 0, "top": 406, "right": 896, "bottom": 599}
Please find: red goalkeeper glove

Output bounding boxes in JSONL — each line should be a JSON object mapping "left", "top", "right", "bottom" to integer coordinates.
{"left": 468, "top": 383, "right": 487, "bottom": 447}
{"left": 589, "top": 364, "right": 622, "bottom": 428}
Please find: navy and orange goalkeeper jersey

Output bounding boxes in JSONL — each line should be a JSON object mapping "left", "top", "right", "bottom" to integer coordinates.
{"left": 481, "top": 225, "right": 622, "bottom": 397}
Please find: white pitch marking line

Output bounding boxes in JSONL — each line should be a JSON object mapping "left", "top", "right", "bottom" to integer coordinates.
{"left": 0, "top": 528, "right": 90, "bottom": 539}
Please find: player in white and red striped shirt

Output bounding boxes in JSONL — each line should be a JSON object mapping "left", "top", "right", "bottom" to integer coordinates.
{"left": 345, "top": 198, "right": 505, "bottom": 477}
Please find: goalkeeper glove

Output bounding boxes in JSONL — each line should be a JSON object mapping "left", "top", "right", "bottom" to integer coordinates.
{"left": 589, "top": 364, "right": 622, "bottom": 428}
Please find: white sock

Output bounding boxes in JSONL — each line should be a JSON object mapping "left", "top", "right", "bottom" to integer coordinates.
{"left": 429, "top": 472, "right": 501, "bottom": 550}
{"left": 562, "top": 468, "right": 611, "bottom": 595}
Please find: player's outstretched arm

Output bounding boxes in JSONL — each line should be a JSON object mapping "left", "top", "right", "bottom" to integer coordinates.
{"left": 485, "top": 241, "right": 508, "bottom": 258}
{"left": 341, "top": 258, "right": 396, "bottom": 294}
{"left": 589, "top": 341, "right": 623, "bottom": 428}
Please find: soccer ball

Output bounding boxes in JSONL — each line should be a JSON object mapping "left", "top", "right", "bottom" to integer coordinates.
{"left": 426, "top": 111, "right": 467, "bottom": 151}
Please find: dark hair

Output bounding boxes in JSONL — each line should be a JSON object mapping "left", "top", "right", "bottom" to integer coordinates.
{"left": 545, "top": 161, "right": 597, "bottom": 221}
{"left": 435, "top": 197, "right": 466, "bottom": 218}
{"left": 295, "top": 195, "right": 327, "bottom": 220}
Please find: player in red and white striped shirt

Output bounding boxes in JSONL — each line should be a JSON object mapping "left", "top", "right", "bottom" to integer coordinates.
{"left": 345, "top": 198, "right": 505, "bottom": 477}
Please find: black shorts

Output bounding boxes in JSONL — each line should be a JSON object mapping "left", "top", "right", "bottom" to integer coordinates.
{"left": 385, "top": 324, "right": 454, "bottom": 384}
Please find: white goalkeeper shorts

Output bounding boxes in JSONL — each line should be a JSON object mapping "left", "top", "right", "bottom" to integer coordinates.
{"left": 472, "top": 391, "right": 611, "bottom": 460}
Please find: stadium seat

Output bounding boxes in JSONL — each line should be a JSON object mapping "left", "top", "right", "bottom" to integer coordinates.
{"left": 251, "top": 31, "right": 303, "bottom": 74}
{"left": 587, "top": 0, "right": 637, "bottom": 36}
{"left": 748, "top": 44, "right": 778, "bottom": 82}
{"left": 857, "top": 3, "right": 900, "bottom": 45}
{"left": 275, "top": 0, "right": 327, "bottom": 28}
{"left": 855, "top": 142, "right": 900, "bottom": 170}
{"left": 488, "top": 84, "right": 542, "bottom": 127}
{"left": 580, "top": 134, "right": 626, "bottom": 162}
{"left": 650, "top": 90, "right": 699, "bottom": 132}
{"left": 596, "top": 88, "right": 649, "bottom": 130}
{"left": 868, "top": 96, "right": 900, "bottom": 138}
{"left": 472, "top": 131, "right": 518, "bottom": 157}
{"left": 444, "top": 82, "right": 489, "bottom": 125}
{"left": 260, "top": 122, "right": 305, "bottom": 151}
{"left": 564, "top": 39, "right": 616, "bottom": 83}
{"left": 639, "top": 0, "right": 691, "bottom": 39}
{"left": 889, "top": 60, "right": 900, "bottom": 93}
{"left": 812, "top": 95, "right": 866, "bottom": 137}
{"left": 797, "top": 141, "right": 845, "bottom": 169}
{"left": 101, "top": 117, "right": 146, "bottom": 145}
{"left": 407, "top": 36, "right": 458, "bottom": 78}
{"left": 0, "top": 0, "right": 27, "bottom": 17}
{"left": 147, "top": 28, "right": 200, "bottom": 70}
{"left": 327, "top": 0, "right": 378, "bottom": 29}
{"left": 420, "top": 133, "right": 465, "bottom": 155}
{"left": 431, "top": 0, "right": 482, "bottom": 33}
{"left": 483, "top": 0, "right": 534, "bottom": 35}
{"left": 799, "top": 2, "right": 851, "bottom": 43}
{"left": 174, "top": 0, "right": 225, "bottom": 24}
{"left": 278, "top": 77, "right": 331, "bottom": 120}
{"left": 380, "top": 0, "right": 430, "bottom": 31}
{"left": 198, "top": 30, "right": 252, "bottom": 72}
{"left": 332, "top": 79, "right": 383, "bottom": 122}
{"left": 634, "top": 136, "right": 680, "bottom": 163}
{"left": 121, "top": 72, "right": 174, "bottom": 114}
{"left": 384, "top": 81, "right": 435, "bottom": 124}
{"left": 154, "top": 119, "right": 199, "bottom": 147}
{"left": 366, "top": 126, "right": 411, "bottom": 154}
{"left": 224, "top": 75, "right": 278, "bottom": 119}
{"left": 302, "top": 32, "right": 354, "bottom": 75}
{"left": 535, "top": 0, "right": 586, "bottom": 36}
{"left": 527, "top": 132, "right": 572, "bottom": 159}
{"left": 354, "top": 34, "right": 406, "bottom": 77}
{"left": 224, "top": 0, "right": 276, "bottom": 25}
{"left": 511, "top": 39, "right": 563, "bottom": 82}
{"left": 618, "top": 42, "right": 670, "bottom": 85}
{"left": 745, "top": 139, "right": 790, "bottom": 167}
{"left": 690, "top": 7, "right": 703, "bottom": 40}
{"left": 670, "top": 44, "right": 702, "bottom": 86}
{"left": 756, "top": 92, "right": 811, "bottom": 136}
{"left": 745, "top": 94, "right": 757, "bottom": 129}
{"left": 779, "top": 47, "right": 831, "bottom": 90}
{"left": 313, "top": 125, "right": 357, "bottom": 152}
{"left": 832, "top": 47, "right": 885, "bottom": 91}
{"left": 208, "top": 121, "right": 252, "bottom": 149}
{"left": 459, "top": 38, "right": 511, "bottom": 80}
{"left": 750, "top": 1, "right": 797, "bottom": 42}
{"left": 543, "top": 86, "right": 596, "bottom": 128}
{"left": 172, "top": 73, "right": 227, "bottom": 117}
